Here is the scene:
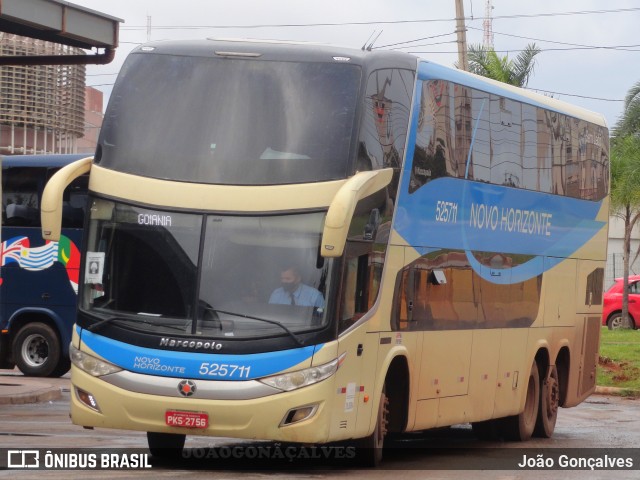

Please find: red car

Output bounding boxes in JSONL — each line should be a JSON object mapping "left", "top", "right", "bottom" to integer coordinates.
{"left": 602, "top": 275, "right": 640, "bottom": 329}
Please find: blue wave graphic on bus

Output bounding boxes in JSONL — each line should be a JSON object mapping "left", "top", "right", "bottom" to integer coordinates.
{"left": 79, "top": 327, "right": 321, "bottom": 380}
{"left": 393, "top": 177, "right": 605, "bottom": 284}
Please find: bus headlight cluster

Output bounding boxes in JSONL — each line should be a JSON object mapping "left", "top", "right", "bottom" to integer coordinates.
{"left": 70, "top": 344, "right": 122, "bottom": 377}
{"left": 258, "top": 354, "right": 345, "bottom": 392}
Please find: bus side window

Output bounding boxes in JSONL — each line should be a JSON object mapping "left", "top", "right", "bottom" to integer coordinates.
{"left": 2, "top": 167, "right": 42, "bottom": 227}
{"left": 337, "top": 194, "right": 388, "bottom": 334}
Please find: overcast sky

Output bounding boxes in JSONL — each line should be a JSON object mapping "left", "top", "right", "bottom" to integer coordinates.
{"left": 72, "top": 0, "right": 639, "bottom": 130}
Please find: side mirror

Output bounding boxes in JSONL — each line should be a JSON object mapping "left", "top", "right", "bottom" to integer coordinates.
{"left": 41, "top": 157, "right": 92, "bottom": 241}
{"left": 320, "top": 168, "right": 393, "bottom": 257}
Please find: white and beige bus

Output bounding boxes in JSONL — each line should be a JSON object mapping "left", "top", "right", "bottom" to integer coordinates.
{"left": 42, "top": 39, "right": 609, "bottom": 465}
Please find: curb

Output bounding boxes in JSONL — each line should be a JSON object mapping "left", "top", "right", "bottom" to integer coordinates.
{"left": 0, "top": 380, "right": 62, "bottom": 405}
{"left": 594, "top": 385, "right": 640, "bottom": 396}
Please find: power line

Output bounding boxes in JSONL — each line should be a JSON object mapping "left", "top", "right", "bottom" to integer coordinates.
{"left": 406, "top": 44, "right": 640, "bottom": 54}
{"left": 375, "top": 32, "right": 456, "bottom": 49}
{"left": 466, "top": 25, "right": 636, "bottom": 50}
{"left": 389, "top": 40, "right": 458, "bottom": 51}
{"left": 118, "top": 7, "right": 640, "bottom": 30}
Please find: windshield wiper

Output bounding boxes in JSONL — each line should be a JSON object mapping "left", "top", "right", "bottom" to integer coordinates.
{"left": 86, "top": 314, "right": 119, "bottom": 332}
{"left": 86, "top": 312, "right": 188, "bottom": 333}
{"left": 215, "top": 309, "right": 305, "bottom": 347}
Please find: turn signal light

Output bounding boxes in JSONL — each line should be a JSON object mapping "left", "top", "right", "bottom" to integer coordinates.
{"left": 75, "top": 387, "right": 101, "bottom": 412}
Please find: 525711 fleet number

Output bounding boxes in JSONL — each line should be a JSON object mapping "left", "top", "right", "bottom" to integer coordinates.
{"left": 435, "top": 201, "right": 458, "bottom": 223}
{"left": 198, "top": 362, "right": 251, "bottom": 378}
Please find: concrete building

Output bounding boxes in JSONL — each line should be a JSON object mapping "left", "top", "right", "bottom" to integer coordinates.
{"left": 0, "top": 34, "right": 86, "bottom": 154}
{"left": 78, "top": 86, "right": 103, "bottom": 155}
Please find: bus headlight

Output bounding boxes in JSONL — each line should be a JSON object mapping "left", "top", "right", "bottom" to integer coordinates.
{"left": 258, "top": 353, "right": 345, "bottom": 392}
{"left": 70, "top": 344, "right": 122, "bottom": 377}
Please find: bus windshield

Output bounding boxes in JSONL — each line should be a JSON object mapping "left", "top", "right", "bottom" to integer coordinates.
{"left": 97, "top": 53, "right": 362, "bottom": 185}
{"left": 81, "top": 197, "right": 332, "bottom": 339}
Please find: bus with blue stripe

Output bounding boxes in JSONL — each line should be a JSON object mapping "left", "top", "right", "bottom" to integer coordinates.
{"left": 41, "top": 39, "right": 609, "bottom": 465}
{"left": 1, "top": 154, "right": 87, "bottom": 377}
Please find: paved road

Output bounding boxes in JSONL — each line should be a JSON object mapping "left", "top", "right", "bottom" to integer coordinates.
{"left": 0, "top": 373, "right": 639, "bottom": 479}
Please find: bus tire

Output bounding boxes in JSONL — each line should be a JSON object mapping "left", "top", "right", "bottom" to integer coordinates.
{"left": 501, "top": 361, "right": 540, "bottom": 441}
{"left": 147, "top": 432, "right": 186, "bottom": 458}
{"left": 471, "top": 419, "right": 501, "bottom": 440}
{"left": 357, "top": 384, "right": 389, "bottom": 467}
{"left": 50, "top": 356, "right": 71, "bottom": 378}
{"left": 12, "top": 322, "right": 61, "bottom": 377}
{"left": 534, "top": 365, "right": 559, "bottom": 438}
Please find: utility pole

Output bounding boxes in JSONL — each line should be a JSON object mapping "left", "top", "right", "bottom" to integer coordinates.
{"left": 455, "top": 0, "right": 469, "bottom": 71}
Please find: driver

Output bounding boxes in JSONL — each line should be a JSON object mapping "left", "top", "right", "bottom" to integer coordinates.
{"left": 269, "top": 265, "right": 324, "bottom": 308}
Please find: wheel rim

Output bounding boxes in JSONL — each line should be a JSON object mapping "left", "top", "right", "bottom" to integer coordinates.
{"left": 545, "top": 373, "right": 559, "bottom": 418}
{"left": 610, "top": 315, "right": 623, "bottom": 329}
{"left": 21, "top": 334, "right": 49, "bottom": 367}
{"left": 374, "top": 392, "right": 389, "bottom": 449}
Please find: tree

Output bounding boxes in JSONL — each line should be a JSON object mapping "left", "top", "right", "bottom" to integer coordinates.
{"left": 610, "top": 81, "right": 640, "bottom": 328}
{"left": 462, "top": 43, "right": 541, "bottom": 87}
{"left": 615, "top": 80, "right": 640, "bottom": 137}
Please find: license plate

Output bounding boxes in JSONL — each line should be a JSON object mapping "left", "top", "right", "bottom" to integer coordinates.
{"left": 165, "top": 410, "right": 209, "bottom": 429}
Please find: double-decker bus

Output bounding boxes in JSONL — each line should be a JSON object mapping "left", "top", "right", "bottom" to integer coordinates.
{"left": 42, "top": 39, "right": 609, "bottom": 465}
{"left": 1, "top": 154, "right": 87, "bottom": 377}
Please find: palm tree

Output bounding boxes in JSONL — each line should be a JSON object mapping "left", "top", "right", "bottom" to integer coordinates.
{"left": 614, "top": 80, "right": 640, "bottom": 137}
{"left": 610, "top": 81, "right": 640, "bottom": 328}
{"left": 461, "top": 43, "right": 541, "bottom": 87}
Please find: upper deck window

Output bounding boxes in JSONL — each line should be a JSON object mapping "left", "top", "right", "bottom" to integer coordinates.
{"left": 97, "top": 53, "right": 361, "bottom": 185}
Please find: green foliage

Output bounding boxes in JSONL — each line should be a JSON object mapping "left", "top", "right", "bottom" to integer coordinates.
{"left": 610, "top": 134, "right": 640, "bottom": 213}
{"left": 464, "top": 43, "right": 541, "bottom": 87}
{"left": 614, "top": 80, "right": 640, "bottom": 137}
{"left": 610, "top": 81, "right": 640, "bottom": 329}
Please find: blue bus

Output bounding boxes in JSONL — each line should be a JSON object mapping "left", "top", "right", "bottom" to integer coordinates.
{"left": 1, "top": 154, "right": 87, "bottom": 377}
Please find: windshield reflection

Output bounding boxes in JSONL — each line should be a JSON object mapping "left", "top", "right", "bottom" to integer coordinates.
{"left": 81, "top": 198, "right": 331, "bottom": 339}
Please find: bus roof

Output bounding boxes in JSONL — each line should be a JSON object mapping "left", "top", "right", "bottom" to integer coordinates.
{"left": 1, "top": 154, "right": 90, "bottom": 168}
{"left": 132, "top": 38, "right": 419, "bottom": 72}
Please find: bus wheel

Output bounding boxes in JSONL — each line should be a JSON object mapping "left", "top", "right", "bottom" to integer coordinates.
{"left": 534, "top": 365, "right": 559, "bottom": 438}
{"left": 471, "top": 419, "right": 501, "bottom": 440}
{"left": 501, "top": 361, "right": 540, "bottom": 441}
{"left": 50, "top": 357, "right": 71, "bottom": 378}
{"left": 12, "top": 323, "right": 61, "bottom": 377}
{"left": 147, "top": 432, "right": 186, "bottom": 459}
{"left": 357, "top": 385, "right": 389, "bottom": 467}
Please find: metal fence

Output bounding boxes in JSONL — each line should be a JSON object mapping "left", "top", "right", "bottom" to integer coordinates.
{"left": 605, "top": 253, "right": 640, "bottom": 290}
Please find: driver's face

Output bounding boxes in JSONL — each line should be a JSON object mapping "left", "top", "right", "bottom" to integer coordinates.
{"left": 280, "top": 269, "right": 300, "bottom": 292}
